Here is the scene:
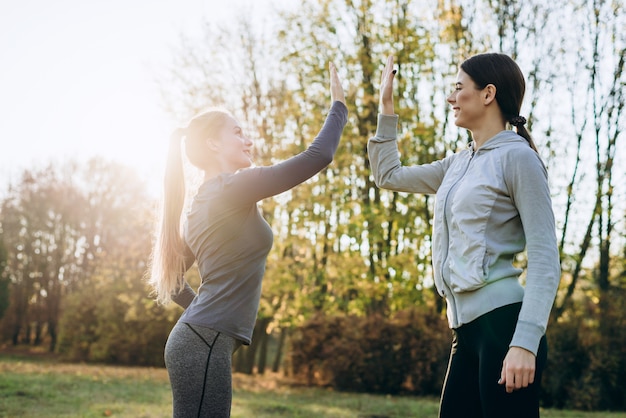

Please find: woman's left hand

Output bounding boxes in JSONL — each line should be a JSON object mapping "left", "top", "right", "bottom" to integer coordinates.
{"left": 499, "top": 346, "right": 536, "bottom": 393}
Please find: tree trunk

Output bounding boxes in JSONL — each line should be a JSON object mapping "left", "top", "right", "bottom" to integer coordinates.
{"left": 272, "top": 328, "right": 287, "bottom": 373}
{"left": 257, "top": 328, "right": 269, "bottom": 375}
{"left": 11, "top": 323, "right": 21, "bottom": 346}
{"left": 24, "top": 323, "right": 31, "bottom": 344}
{"left": 48, "top": 320, "right": 57, "bottom": 352}
{"left": 34, "top": 321, "right": 43, "bottom": 346}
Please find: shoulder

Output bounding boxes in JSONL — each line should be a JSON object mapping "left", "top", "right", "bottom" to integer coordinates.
{"left": 497, "top": 138, "right": 546, "bottom": 175}
{"left": 513, "top": 148, "right": 546, "bottom": 174}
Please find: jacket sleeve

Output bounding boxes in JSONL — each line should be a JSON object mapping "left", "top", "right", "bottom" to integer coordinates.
{"left": 367, "top": 113, "right": 449, "bottom": 194}
{"left": 505, "top": 147, "right": 561, "bottom": 355}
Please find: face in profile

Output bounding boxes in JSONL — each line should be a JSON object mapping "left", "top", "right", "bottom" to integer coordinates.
{"left": 210, "top": 116, "right": 254, "bottom": 172}
{"left": 447, "top": 69, "right": 487, "bottom": 131}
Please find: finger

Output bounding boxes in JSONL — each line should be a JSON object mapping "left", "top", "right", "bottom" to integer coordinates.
{"left": 499, "top": 363, "right": 515, "bottom": 393}
{"left": 329, "top": 62, "right": 345, "bottom": 104}
{"left": 521, "top": 371, "right": 530, "bottom": 389}
{"left": 385, "top": 60, "right": 397, "bottom": 86}
{"left": 380, "top": 59, "right": 387, "bottom": 84}
{"left": 380, "top": 55, "right": 392, "bottom": 83}
{"left": 505, "top": 368, "right": 515, "bottom": 393}
{"left": 522, "top": 365, "right": 536, "bottom": 388}
{"left": 387, "top": 56, "right": 394, "bottom": 77}
{"left": 333, "top": 63, "right": 342, "bottom": 84}
{"left": 386, "top": 55, "right": 394, "bottom": 74}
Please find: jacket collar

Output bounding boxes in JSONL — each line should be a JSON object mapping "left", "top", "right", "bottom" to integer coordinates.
{"left": 469, "top": 130, "right": 526, "bottom": 153}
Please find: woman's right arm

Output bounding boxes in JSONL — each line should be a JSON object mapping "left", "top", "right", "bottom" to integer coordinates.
{"left": 224, "top": 63, "right": 348, "bottom": 204}
{"left": 368, "top": 56, "right": 448, "bottom": 194}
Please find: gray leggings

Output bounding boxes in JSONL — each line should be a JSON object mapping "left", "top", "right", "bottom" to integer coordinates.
{"left": 164, "top": 321, "right": 240, "bottom": 417}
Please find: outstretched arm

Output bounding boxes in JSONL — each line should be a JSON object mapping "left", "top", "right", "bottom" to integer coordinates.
{"left": 224, "top": 62, "right": 348, "bottom": 204}
{"left": 368, "top": 55, "right": 449, "bottom": 194}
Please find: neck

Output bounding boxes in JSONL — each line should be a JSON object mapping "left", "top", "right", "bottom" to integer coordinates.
{"left": 203, "top": 162, "right": 235, "bottom": 182}
{"left": 469, "top": 118, "right": 506, "bottom": 150}
{"left": 203, "top": 170, "right": 219, "bottom": 182}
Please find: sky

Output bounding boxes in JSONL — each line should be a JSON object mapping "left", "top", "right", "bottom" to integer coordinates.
{"left": 0, "top": 0, "right": 288, "bottom": 195}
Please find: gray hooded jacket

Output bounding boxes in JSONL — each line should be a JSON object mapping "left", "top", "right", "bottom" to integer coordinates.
{"left": 368, "top": 114, "right": 560, "bottom": 355}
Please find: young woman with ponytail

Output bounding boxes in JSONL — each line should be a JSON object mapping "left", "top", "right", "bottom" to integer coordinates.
{"left": 368, "top": 53, "right": 560, "bottom": 418}
{"left": 149, "top": 62, "right": 347, "bottom": 417}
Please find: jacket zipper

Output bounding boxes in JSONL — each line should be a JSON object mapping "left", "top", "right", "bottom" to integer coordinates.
{"left": 439, "top": 149, "right": 476, "bottom": 326}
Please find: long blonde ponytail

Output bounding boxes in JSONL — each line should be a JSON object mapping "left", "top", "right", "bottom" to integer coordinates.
{"left": 148, "top": 128, "right": 188, "bottom": 304}
{"left": 148, "top": 109, "right": 232, "bottom": 303}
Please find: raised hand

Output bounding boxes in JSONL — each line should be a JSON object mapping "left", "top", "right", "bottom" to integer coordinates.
{"left": 329, "top": 62, "right": 346, "bottom": 106}
{"left": 379, "top": 55, "right": 396, "bottom": 115}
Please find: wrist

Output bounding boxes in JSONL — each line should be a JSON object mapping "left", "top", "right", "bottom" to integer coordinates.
{"left": 380, "top": 100, "right": 394, "bottom": 115}
{"left": 380, "top": 106, "right": 394, "bottom": 115}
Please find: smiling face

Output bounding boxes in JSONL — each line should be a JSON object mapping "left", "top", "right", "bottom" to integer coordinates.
{"left": 210, "top": 115, "right": 254, "bottom": 172}
{"left": 447, "top": 70, "right": 490, "bottom": 131}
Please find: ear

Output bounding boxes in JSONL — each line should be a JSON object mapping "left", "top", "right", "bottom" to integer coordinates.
{"left": 205, "top": 137, "right": 220, "bottom": 151}
{"left": 483, "top": 84, "right": 497, "bottom": 105}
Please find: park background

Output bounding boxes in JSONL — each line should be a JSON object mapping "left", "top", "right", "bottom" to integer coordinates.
{"left": 1, "top": 0, "right": 625, "bottom": 415}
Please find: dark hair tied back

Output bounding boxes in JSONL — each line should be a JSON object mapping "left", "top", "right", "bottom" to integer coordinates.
{"left": 509, "top": 115, "right": 526, "bottom": 127}
{"left": 460, "top": 53, "right": 538, "bottom": 152}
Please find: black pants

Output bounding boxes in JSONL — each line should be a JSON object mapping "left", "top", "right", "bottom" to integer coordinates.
{"left": 439, "top": 303, "right": 548, "bottom": 418}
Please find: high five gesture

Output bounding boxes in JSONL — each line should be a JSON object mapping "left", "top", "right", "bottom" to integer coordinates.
{"left": 379, "top": 55, "right": 396, "bottom": 115}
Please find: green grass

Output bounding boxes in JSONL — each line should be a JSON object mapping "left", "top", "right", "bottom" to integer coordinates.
{"left": 1, "top": 352, "right": 624, "bottom": 418}
{"left": 0, "top": 353, "right": 169, "bottom": 418}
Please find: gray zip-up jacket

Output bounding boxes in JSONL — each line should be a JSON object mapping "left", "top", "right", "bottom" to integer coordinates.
{"left": 368, "top": 114, "right": 560, "bottom": 355}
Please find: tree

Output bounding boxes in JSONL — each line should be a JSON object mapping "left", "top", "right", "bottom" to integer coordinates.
{"left": 0, "top": 165, "right": 84, "bottom": 349}
{"left": 0, "top": 234, "right": 9, "bottom": 320}
{"left": 0, "top": 159, "right": 152, "bottom": 352}
{"left": 546, "top": 0, "right": 626, "bottom": 322}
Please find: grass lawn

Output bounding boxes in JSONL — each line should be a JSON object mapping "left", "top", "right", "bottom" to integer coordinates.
{"left": 1, "top": 350, "right": 624, "bottom": 418}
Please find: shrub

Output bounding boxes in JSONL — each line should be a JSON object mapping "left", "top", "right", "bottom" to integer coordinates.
{"left": 542, "top": 289, "right": 626, "bottom": 411}
{"left": 289, "top": 306, "right": 450, "bottom": 396}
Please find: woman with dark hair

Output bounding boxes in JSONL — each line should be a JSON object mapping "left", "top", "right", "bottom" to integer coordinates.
{"left": 368, "top": 54, "right": 560, "bottom": 418}
{"left": 149, "top": 63, "right": 347, "bottom": 417}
